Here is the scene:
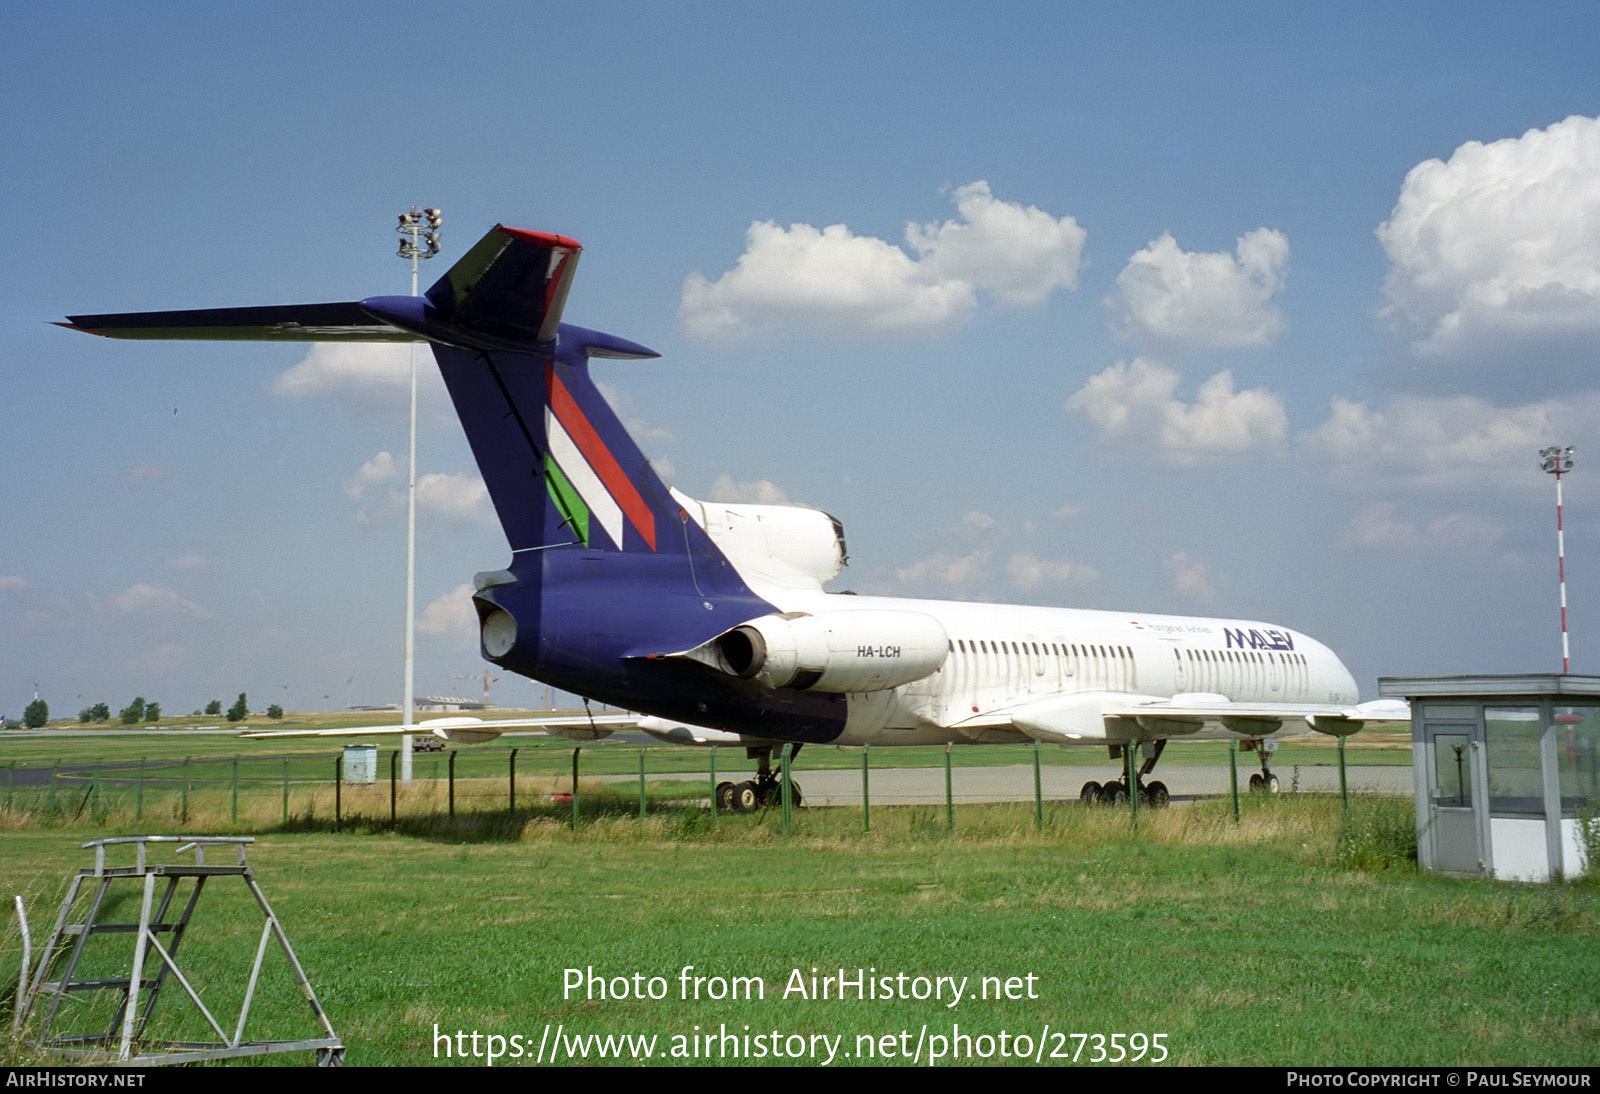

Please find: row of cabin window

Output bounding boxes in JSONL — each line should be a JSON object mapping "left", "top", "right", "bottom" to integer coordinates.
{"left": 948, "top": 638, "right": 1133, "bottom": 661}
{"left": 1175, "top": 648, "right": 1307, "bottom": 666}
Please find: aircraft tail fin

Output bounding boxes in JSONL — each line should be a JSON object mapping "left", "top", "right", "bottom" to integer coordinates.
{"left": 432, "top": 344, "right": 682, "bottom": 555}
{"left": 423, "top": 226, "right": 581, "bottom": 344}
{"left": 61, "top": 223, "right": 724, "bottom": 565}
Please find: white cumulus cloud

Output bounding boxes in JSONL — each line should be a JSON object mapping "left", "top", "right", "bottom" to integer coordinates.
{"left": 275, "top": 342, "right": 454, "bottom": 424}
{"left": 1065, "top": 358, "right": 1288, "bottom": 466}
{"left": 417, "top": 473, "right": 491, "bottom": 523}
{"left": 417, "top": 584, "right": 478, "bottom": 638}
{"left": 345, "top": 452, "right": 490, "bottom": 525}
{"left": 1378, "top": 114, "right": 1600, "bottom": 362}
{"left": 1108, "top": 229, "right": 1289, "bottom": 352}
{"left": 110, "top": 584, "right": 207, "bottom": 619}
{"left": 706, "top": 476, "right": 794, "bottom": 506}
{"left": 1339, "top": 502, "right": 1506, "bottom": 552}
{"left": 1163, "top": 552, "right": 1220, "bottom": 604}
{"left": 1301, "top": 393, "right": 1599, "bottom": 492}
{"left": 895, "top": 553, "right": 987, "bottom": 589}
{"left": 1005, "top": 552, "right": 1098, "bottom": 590}
{"left": 681, "top": 181, "right": 1085, "bottom": 343}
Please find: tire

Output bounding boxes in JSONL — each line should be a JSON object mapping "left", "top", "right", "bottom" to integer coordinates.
{"left": 1080, "top": 781, "right": 1103, "bottom": 805}
{"left": 733, "top": 781, "right": 760, "bottom": 813}
{"left": 715, "top": 781, "right": 736, "bottom": 812}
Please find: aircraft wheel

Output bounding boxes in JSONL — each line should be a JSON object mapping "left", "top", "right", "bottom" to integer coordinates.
{"left": 1248, "top": 773, "right": 1264, "bottom": 792}
{"left": 1145, "top": 781, "right": 1170, "bottom": 808}
{"left": 1104, "top": 780, "right": 1129, "bottom": 804}
{"left": 1265, "top": 773, "right": 1281, "bottom": 795}
{"left": 715, "top": 781, "right": 736, "bottom": 812}
{"left": 733, "top": 781, "right": 760, "bottom": 813}
{"left": 1080, "top": 781, "right": 1103, "bottom": 805}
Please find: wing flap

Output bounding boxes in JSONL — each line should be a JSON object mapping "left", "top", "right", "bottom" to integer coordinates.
{"left": 239, "top": 713, "right": 635, "bottom": 744}
{"left": 1009, "top": 692, "right": 1399, "bottom": 744}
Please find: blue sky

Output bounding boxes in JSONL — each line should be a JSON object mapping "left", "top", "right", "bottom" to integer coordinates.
{"left": 6, "top": 1, "right": 1600, "bottom": 717}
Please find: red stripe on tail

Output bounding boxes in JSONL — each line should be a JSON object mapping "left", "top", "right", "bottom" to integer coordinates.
{"left": 547, "top": 366, "right": 658, "bottom": 550}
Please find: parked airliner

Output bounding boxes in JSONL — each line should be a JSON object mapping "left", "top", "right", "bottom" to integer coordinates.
{"left": 63, "top": 224, "right": 1390, "bottom": 810}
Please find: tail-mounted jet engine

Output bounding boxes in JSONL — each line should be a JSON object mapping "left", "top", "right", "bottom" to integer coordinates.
{"left": 698, "top": 610, "right": 949, "bottom": 693}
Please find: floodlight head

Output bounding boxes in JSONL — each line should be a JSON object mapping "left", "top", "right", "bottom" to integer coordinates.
{"left": 1541, "top": 445, "right": 1575, "bottom": 475}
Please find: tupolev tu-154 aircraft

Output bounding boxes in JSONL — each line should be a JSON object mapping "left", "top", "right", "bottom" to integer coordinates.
{"left": 63, "top": 223, "right": 1396, "bottom": 811}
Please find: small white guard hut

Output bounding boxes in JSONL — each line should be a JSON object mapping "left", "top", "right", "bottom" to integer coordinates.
{"left": 1379, "top": 674, "right": 1600, "bottom": 881}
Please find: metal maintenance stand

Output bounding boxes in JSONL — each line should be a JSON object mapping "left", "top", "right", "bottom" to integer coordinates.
{"left": 12, "top": 836, "right": 344, "bottom": 1065}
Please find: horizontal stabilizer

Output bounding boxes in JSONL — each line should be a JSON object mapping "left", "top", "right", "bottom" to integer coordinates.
{"left": 60, "top": 301, "right": 418, "bottom": 342}
{"left": 61, "top": 226, "right": 662, "bottom": 360}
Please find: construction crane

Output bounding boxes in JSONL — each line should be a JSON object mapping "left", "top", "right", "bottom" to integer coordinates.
{"left": 449, "top": 669, "right": 499, "bottom": 709}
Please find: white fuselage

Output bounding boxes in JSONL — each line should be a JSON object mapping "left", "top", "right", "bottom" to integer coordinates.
{"left": 768, "top": 589, "right": 1361, "bottom": 747}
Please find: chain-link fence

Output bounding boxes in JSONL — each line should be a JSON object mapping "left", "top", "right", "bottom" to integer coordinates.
{"left": 1, "top": 734, "right": 1412, "bottom": 833}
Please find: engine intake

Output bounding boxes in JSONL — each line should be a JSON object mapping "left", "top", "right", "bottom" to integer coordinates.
{"left": 714, "top": 610, "right": 948, "bottom": 693}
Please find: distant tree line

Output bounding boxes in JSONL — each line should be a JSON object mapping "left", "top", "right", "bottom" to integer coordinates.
{"left": 16, "top": 691, "right": 287, "bottom": 729}
{"left": 74, "top": 698, "right": 163, "bottom": 724}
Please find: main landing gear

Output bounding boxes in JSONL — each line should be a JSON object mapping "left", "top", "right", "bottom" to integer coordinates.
{"left": 1247, "top": 742, "right": 1281, "bottom": 794}
{"left": 1079, "top": 741, "right": 1170, "bottom": 808}
{"left": 715, "top": 745, "right": 804, "bottom": 814}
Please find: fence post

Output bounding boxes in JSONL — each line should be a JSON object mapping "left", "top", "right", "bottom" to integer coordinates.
{"left": 1032, "top": 739, "right": 1043, "bottom": 828}
{"left": 448, "top": 751, "right": 457, "bottom": 818}
{"left": 509, "top": 748, "right": 518, "bottom": 815}
{"left": 1127, "top": 744, "right": 1139, "bottom": 823}
{"left": 1338, "top": 735, "right": 1348, "bottom": 813}
{"left": 335, "top": 753, "right": 342, "bottom": 828}
{"left": 1228, "top": 741, "right": 1240, "bottom": 822}
{"left": 780, "top": 744, "right": 793, "bottom": 834}
{"left": 862, "top": 745, "right": 871, "bottom": 834}
{"left": 390, "top": 749, "right": 398, "bottom": 825}
{"left": 571, "top": 748, "right": 581, "bottom": 827}
{"left": 944, "top": 743, "right": 954, "bottom": 831}
{"left": 709, "top": 744, "right": 718, "bottom": 827}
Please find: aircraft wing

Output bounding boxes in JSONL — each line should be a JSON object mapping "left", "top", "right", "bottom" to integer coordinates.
{"left": 239, "top": 713, "right": 638, "bottom": 745}
{"left": 1008, "top": 692, "right": 1408, "bottom": 745}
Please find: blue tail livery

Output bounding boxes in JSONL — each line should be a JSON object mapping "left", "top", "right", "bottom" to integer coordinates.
{"left": 64, "top": 223, "right": 1399, "bottom": 809}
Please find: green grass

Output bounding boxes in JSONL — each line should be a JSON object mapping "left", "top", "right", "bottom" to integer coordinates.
{"left": 2, "top": 798, "right": 1596, "bottom": 1067}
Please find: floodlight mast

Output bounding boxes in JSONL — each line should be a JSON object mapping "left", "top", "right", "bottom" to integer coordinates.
{"left": 396, "top": 207, "right": 441, "bottom": 782}
{"left": 1540, "top": 445, "right": 1575, "bottom": 674}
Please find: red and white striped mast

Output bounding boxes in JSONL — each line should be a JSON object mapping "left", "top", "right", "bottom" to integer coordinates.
{"left": 1540, "top": 446, "right": 1575, "bottom": 673}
